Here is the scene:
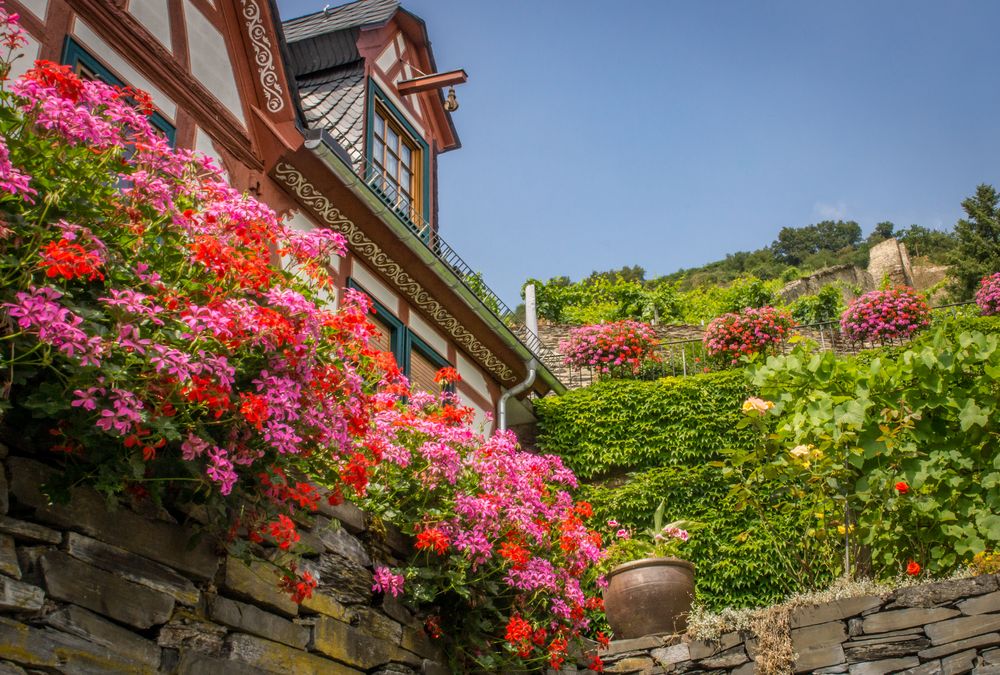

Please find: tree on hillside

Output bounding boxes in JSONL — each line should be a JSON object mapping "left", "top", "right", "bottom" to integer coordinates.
{"left": 869, "top": 221, "right": 895, "bottom": 243}
{"left": 950, "top": 184, "right": 1000, "bottom": 300}
{"left": 586, "top": 265, "right": 646, "bottom": 284}
{"left": 895, "top": 224, "right": 955, "bottom": 262}
{"left": 772, "top": 220, "right": 862, "bottom": 265}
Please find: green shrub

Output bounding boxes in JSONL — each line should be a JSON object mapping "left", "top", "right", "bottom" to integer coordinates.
{"left": 534, "top": 370, "right": 757, "bottom": 479}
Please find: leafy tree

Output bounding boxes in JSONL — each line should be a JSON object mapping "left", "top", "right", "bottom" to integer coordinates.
{"left": 868, "top": 221, "right": 895, "bottom": 243}
{"left": 949, "top": 184, "right": 1000, "bottom": 300}
{"left": 896, "top": 224, "right": 956, "bottom": 263}
{"left": 772, "top": 220, "right": 862, "bottom": 265}
{"left": 586, "top": 265, "right": 646, "bottom": 284}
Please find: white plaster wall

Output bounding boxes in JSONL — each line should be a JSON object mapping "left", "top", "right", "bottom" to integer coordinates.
{"left": 7, "top": 31, "right": 39, "bottom": 83}
{"left": 374, "top": 40, "right": 397, "bottom": 74}
{"left": 458, "top": 390, "right": 493, "bottom": 436}
{"left": 183, "top": 0, "right": 245, "bottom": 126}
{"left": 72, "top": 18, "right": 177, "bottom": 120}
{"left": 351, "top": 261, "right": 400, "bottom": 317}
{"left": 456, "top": 352, "right": 492, "bottom": 405}
{"left": 194, "top": 127, "right": 227, "bottom": 180}
{"left": 407, "top": 312, "right": 448, "bottom": 360}
{"left": 16, "top": 0, "right": 46, "bottom": 21}
{"left": 128, "top": 0, "right": 172, "bottom": 50}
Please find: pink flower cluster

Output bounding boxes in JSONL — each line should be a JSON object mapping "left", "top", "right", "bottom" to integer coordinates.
{"left": 559, "top": 319, "right": 659, "bottom": 375}
{"left": 703, "top": 306, "right": 795, "bottom": 364}
{"left": 975, "top": 273, "right": 1000, "bottom": 316}
{"left": 840, "top": 286, "right": 930, "bottom": 343}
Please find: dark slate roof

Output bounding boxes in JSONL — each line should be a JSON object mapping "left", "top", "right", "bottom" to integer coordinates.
{"left": 282, "top": 0, "right": 399, "bottom": 43}
{"left": 297, "top": 61, "right": 367, "bottom": 168}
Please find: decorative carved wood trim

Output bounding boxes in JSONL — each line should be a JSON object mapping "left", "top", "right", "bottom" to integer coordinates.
{"left": 238, "top": 0, "right": 283, "bottom": 114}
{"left": 273, "top": 162, "right": 517, "bottom": 384}
{"left": 66, "top": 0, "right": 262, "bottom": 170}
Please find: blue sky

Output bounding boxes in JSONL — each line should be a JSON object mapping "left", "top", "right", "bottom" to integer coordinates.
{"left": 275, "top": 0, "right": 1000, "bottom": 307}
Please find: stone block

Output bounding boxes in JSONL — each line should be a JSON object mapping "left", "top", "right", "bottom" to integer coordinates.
{"left": 209, "top": 595, "right": 309, "bottom": 649}
{"left": 401, "top": 622, "right": 440, "bottom": 660}
{"left": 607, "top": 634, "right": 670, "bottom": 656}
{"left": 792, "top": 596, "right": 885, "bottom": 628}
{"left": 795, "top": 644, "right": 846, "bottom": 673}
{"left": 844, "top": 638, "right": 929, "bottom": 662}
{"left": 651, "top": 642, "right": 690, "bottom": 666}
{"left": 65, "top": 532, "right": 200, "bottom": 606}
{"left": 314, "top": 517, "right": 370, "bottom": 567}
{"left": 300, "top": 590, "right": 350, "bottom": 621}
{"left": 732, "top": 662, "right": 758, "bottom": 675}
{"left": 223, "top": 557, "right": 298, "bottom": 617}
{"left": 0, "top": 515, "right": 60, "bottom": 544}
{"left": 848, "top": 656, "right": 920, "bottom": 675}
{"left": 0, "top": 662, "right": 26, "bottom": 674}
{"left": 606, "top": 656, "right": 655, "bottom": 673}
{"left": 942, "top": 649, "right": 976, "bottom": 675}
{"left": 926, "top": 614, "right": 1000, "bottom": 646}
{"left": 699, "top": 645, "right": 748, "bottom": 669}
{"left": 983, "top": 648, "right": 1000, "bottom": 665}
{"left": 0, "top": 616, "right": 156, "bottom": 673}
{"left": 303, "top": 551, "right": 372, "bottom": 605}
{"left": 43, "top": 605, "right": 161, "bottom": 667}
{"left": 890, "top": 576, "right": 998, "bottom": 608}
{"left": 0, "top": 534, "right": 19, "bottom": 578}
{"left": 959, "top": 591, "right": 1000, "bottom": 616}
{"left": 351, "top": 606, "right": 403, "bottom": 643}
{"left": 158, "top": 611, "right": 228, "bottom": 656}
{"left": 0, "top": 465, "right": 7, "bottom": 515}
{"left": 177, "top": 650, "right": 271, "bottom": 675}
{"left": 227, "top": 633, "right": 362, "bottom": 674}
{"left": 897, "top": 661, "right": 942, "bottom": 675}
{"left": 0, "top": 575, "right": 43, "bottom": 611}
{"left": 792, "top": 620, "right": 849, "bottom": 652}
{"left": 863, "top": 607, "right": 960, "bottom": 634}
{"left": 973, "top": 667, "right": 1000, "bottom": 675}
{"left": 814, "top": 666, "right": 849, "bottom": 674}
{"left": 41, "top": 550, "right": 174, "bottom": 629}
{"left": 317, "top": 497, "right": 366, "bottom": 534}
{"left": 312, "top": 615, "right": 415, "bottom": 669}
{"left": 919, "top": 633, "right": 1000, "bottom": 659}
{"left": 8, "top": 457, "right": 218, "bottom": 579}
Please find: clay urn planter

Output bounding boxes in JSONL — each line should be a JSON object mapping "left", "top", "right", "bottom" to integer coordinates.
{"left": 603, "top": 557, "right": 695, "bottom": 639}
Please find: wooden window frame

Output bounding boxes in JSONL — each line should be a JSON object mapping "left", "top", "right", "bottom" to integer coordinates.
{"left": 61, "top": 37, "right": 177, "bottom": 145}
{"left": 371, "top": 103, "right": 421, "bottom": 224}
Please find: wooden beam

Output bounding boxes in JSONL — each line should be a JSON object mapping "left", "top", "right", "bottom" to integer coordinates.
{"left": 397, "top": 69, "right": 468, "bottom": 95}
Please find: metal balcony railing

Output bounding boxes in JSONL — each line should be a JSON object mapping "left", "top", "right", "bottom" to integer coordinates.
{"left": 326, "top": 131, "right": 559, "bottom": 379}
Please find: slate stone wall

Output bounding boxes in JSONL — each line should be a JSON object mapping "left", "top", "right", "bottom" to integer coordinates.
{"left": 564, "top": 574, "right": 1000, "bottom": 674}
{"left": 0, "top": 446, "right": 447, "bottom": 674}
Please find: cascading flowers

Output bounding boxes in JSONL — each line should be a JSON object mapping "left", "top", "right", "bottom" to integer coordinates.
{"left": 703, "top": 306, "right": 795, "bottom": 364}
{"left": 840, "top": 286, "right": 930, "bottom": 343}
{"left": 559, "top": 319, "right": 659, "bottom": 376}
{"left": 975, "top": 272, "right": 1000, "bottom": 316}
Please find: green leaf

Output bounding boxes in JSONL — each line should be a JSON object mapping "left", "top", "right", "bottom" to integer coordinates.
{"left": 959, "top": 399, "right": 988, "bottom": 431}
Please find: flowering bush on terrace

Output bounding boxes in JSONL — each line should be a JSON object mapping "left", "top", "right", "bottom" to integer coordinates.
{"left": 840, "top": 286, "right": 930, "bottom": 343}
{"left": 703, "top": 306, "right": 795, "bottom": 365}
{"left": 0, "top": 9, "right": 609, "bottom": 669}
{"left": 359, "top": 376, "right": 608, "bottom": 671}
{"left": 559, "top": 319, "right": 659, "bottom": 376}
{"left": 975, "top": 273, "right": 1000, "bottom": 316}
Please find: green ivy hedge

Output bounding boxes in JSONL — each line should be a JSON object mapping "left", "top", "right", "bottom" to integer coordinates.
{"left": 535, "top": 370, "right": 757, "bottom": 479}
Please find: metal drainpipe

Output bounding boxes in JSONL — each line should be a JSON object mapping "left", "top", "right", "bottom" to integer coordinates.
{"left": 498, "top": 284, "right": 539, "bottom": 432}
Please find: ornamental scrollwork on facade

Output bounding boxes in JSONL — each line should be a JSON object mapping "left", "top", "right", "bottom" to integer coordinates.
{"left": 274, "top": 162, "right": 517, "bottom": 383}
{"left": 240, "top": 0, "right": 285, "bottom": 113}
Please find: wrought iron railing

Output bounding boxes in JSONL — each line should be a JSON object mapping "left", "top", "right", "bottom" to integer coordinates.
{"left": 560, "top": 301, "right": 980, "bottom": 387}
{"left": 327, "top": 132, "right": 559, "bottom": 378}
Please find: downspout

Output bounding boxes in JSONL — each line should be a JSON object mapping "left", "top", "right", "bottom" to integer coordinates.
{"left": 498, "top": 284, "right": 539, "bottom": 432}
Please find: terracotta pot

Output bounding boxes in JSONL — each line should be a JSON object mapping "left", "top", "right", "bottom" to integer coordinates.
{"left": 603, "top": 557, "right": 695, "bottom": 639}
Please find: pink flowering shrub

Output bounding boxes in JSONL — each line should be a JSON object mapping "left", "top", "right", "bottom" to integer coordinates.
{"left": 358, "top": 386, "right": 607, "bottom": 671}
{"left": 975, "top": 273, "right": 1000, "bottom": 316}
{"left": 840, "top": 286, "right": 930, "bottom": 343}
{"left": 559, "top": 319, "right": 659, "bottom": 376}
{"left": 0, "top": 9, "right": 608, "bottom": 669}
{"left": 703, "top": 306, "right": 795, "bottom": 364}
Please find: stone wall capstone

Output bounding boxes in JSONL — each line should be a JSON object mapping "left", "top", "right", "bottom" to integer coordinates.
{"left": 0, "top": 445, "right": 448, "bottom": 675}
{"left": 559, "top": 574, "right": 1000, "bottom": 674}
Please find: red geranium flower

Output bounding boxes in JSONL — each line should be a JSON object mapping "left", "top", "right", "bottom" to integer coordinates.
{"left": 906, "top": 560, "right": 921, "bottom": 576}
{"left": 895, "top": 481, "right": 909, "bottom": 494}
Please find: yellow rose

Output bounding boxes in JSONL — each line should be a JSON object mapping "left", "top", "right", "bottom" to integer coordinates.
{"left": 742, "top": 397, "right": 774, "bottom": 414}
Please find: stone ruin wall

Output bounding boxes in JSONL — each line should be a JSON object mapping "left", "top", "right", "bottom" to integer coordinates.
{"left": 563, "top": 574, "right": 1000, "bottom": 674}
{"left": 0, "top": 444, "right": 447, "bottom": 675}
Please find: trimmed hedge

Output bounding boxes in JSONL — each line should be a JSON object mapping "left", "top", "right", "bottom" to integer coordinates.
{"left": 535, "top": 370, "right": 756, "bottom": 479}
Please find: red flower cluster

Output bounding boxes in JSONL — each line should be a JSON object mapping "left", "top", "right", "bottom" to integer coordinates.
{"left": 415, "top": 526, "right": 450, "bottom": 555}
{"left": 39, "top": 238, "right": 103, "bottom": 281}
{"left": 265, "top": 514, "right": 300, "bottom": 551}
{"left": 279, "top": 568, "right": 317, "bottom": 603}
{"left": 433, "top": 366, "right": 461, "bottom": 385}
{"left": 906, "top": 560, "right": 921, "bottom": 576}
{"left": 895, "top": 481, "right": 909, "bottom": 494}
{"left": 559, "top": 320, "right": 659, "bottom": 375}
{"left": 703, "top": 306, "right": 795, "bottom": 364}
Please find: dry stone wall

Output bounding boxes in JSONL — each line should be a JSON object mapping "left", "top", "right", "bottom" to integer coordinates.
{"left": 562, "top": 575, "right": 1000, "bottom": 674}
{"left": 0, "top": 445, "right": 447, "bottom": 675}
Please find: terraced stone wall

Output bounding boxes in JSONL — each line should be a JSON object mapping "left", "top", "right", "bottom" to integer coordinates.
{"left": 569, "top": 575, "right": 1000, "bottom": 674}
{"left": 0, "top": 446, "right": 446, "bottom": 674}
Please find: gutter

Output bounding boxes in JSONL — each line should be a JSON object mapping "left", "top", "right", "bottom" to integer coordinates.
{"left": 300, "top": 128, "right": 566, "bottom": 396}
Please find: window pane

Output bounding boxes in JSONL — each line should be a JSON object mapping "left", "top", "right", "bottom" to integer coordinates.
{"left": 410, "top": 349, "right": 440, "bottom": 394}
{"left": 373, "top": 139, "right": 384, "bottom": 163}
{"left": 375, "top": 115, "right": 385, "bottom": 137}
{"left": 387, "top": 127, "right": 398, "bottom": 152}
{"left": 400, "top": 166, "right": 410, "bottom": 191}
{"left": 387, "top": 154, "right": 398, "bottom": 179}
{"left": 401, "top": 145, "right": 411, "bottom": 168}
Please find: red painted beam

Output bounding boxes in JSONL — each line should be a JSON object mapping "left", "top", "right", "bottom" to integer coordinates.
{"left": 397, "top": 69, "right": 468, "bottom": 95}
